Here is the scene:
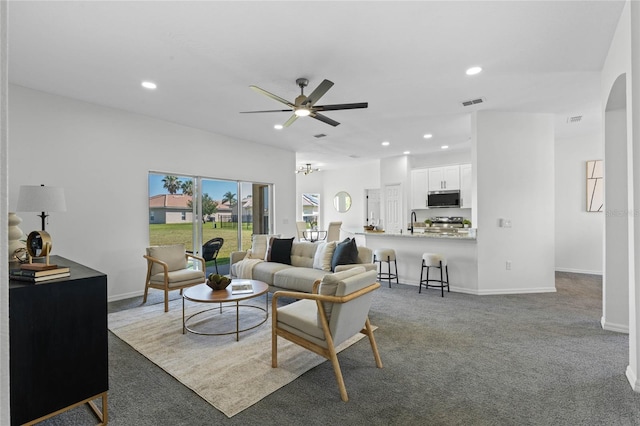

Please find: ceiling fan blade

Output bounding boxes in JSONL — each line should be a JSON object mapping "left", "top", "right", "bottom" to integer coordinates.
{"left": 301, "top": 79, "right": 334, "bottom": 107}
{"left": 314, "top": 102, "right": 368, "bottom": 111}
{"left": 282, "top": 114, "right": 299, "bottom": 128}
{"left": 240, "top": 109, "right": 292, "bottom": 113}
{"left": 250, "top": 85, "right": 294, "bottom": 108}
{"left": 311, "top": 112, "right": 340, "bottom": 127}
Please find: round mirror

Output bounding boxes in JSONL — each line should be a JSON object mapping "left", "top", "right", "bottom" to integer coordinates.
{"left": 333, "top": 191, "right": 352, "bottom": 212}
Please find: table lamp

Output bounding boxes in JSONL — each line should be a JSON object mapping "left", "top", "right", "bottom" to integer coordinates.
{"left": 16, "top": 184, "right": 67, "bottom": 231}
{"left": 16, "top": 185, "right": 66, "bottom": 268}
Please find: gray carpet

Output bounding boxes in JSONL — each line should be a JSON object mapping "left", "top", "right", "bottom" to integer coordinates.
{"left": 39, "top": 272, "right": 640, "bottom": 425}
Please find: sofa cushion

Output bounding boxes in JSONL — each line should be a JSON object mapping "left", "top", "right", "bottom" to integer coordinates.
{"left": 313, "top": 241, "right": 337, "bottom": 271}
{"left": 331, "top": 238, "right": 359, "bottom": 272}
{"left": 290, "top": 241, "right": 318, "bottom": 268}
{"left": 274, "top": 267, "right": 328, "bottom": 293}
{"left": 251, "top": 262, "right": 294, "bottom": 285}
{"left": 266, "top": 237, "right": 294, "bottom": 264}
{"left": 317, "top": 266, "right": 366, "bottom": 324}
{"left": 147, "top": 244, "right": 186, "bottom": 275}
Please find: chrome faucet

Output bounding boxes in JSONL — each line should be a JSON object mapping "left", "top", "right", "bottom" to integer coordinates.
{"left": 410, "top": 211, "right": 417, "bottom": 234}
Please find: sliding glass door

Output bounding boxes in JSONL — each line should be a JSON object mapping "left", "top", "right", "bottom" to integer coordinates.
{"left": 148, "top": 172, "right": 273, "bottom": 275}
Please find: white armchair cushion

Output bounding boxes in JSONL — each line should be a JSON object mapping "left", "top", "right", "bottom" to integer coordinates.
{"left": 317, "top": 266, "right": 366, "bottom": 324}
{"left": 150, "top": 269, "right": 205, "bottom": 288}
{"left": 147, "top": 244, "right": 187, "bottom": 275}
{"left": 313, "top": 241, "right": 337, "bottom": 271}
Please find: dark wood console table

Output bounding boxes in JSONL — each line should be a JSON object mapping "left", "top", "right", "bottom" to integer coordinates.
{"left": 9, "top": 256, "right": 108, "bottom": 425}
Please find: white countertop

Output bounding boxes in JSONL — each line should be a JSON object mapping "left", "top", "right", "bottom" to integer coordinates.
{"left": 355, "top": 229, "right": 477, "bottom": 240}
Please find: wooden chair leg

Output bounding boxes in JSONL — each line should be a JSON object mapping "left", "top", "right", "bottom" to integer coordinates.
{"left": 164, "top": 288, "right": 169, "bottom": 312}
{"left": 142, "top": 281, "right": 150, "bottom": 303}
{"left": 272, "top": 302, "right": 278, "bottom": 368}
{"left": 327, "top": 345, "right": 348, "bottom": 402}
{"left": 272, "top": 331, "right": 278, "bottom": 368}
{"left": 364, "top": 318, "right": 383, "bottom": 368}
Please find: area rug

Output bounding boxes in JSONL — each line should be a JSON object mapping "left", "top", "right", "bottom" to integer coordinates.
{"left": 108, "top": 298, "right": 370, "bottom": 418}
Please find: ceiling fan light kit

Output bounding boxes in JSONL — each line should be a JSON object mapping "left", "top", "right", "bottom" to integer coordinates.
{"left": 295, "top": 163, "right": 320, "bottom": 175}
{"left": 242, "top": 78, "right": 368, "bottom": 127}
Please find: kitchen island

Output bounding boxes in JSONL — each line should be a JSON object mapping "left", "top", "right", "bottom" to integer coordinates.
{"left": 355, "top": 230, "right": 478, "bottom": 293}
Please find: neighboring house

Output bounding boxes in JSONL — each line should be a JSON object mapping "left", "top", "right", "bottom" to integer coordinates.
{"left": 149, "top": 194, "right": 193, "bottom": 224}
{"left": 150, "top": 194, "right": 252, "bottom": 225}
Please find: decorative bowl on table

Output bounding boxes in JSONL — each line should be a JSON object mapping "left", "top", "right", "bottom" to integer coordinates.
{"left": 206, "top": 274, "right": 232, "bottom": 291}
{"left": 364, "top": 225, "right": 375, "bottom": 231}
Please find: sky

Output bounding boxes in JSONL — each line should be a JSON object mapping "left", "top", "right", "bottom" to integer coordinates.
{"left": 148, "top": 173, "right": 237, "bottom": 201}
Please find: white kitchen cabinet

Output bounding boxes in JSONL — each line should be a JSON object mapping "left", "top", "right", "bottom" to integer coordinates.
{"left": 428, "top": 165, "right": 460, "bottom": 191}
{"left": 410, "top": 168, "right": 429, "bottom": 209}
{"left": 460, "top": 163, "right": 472, "bottom": 208}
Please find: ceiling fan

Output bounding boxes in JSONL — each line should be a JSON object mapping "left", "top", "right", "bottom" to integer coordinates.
{"left": 241, "top": 78, "right": 368, "bottom": 127}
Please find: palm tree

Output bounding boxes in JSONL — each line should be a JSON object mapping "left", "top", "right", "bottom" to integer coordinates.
{"left": 181, "top": 180, "right": 193, "bottom": 196}
{"left": 162, "top": 175, "right": 181, "bottom": 194}
{"left": 222, "top": 191, "right": 239, "bottom": 222}
{"left": 222, "top": 191, "right": 237, "bottom": 206}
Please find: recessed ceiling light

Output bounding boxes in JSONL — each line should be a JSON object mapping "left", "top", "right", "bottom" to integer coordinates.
{"left": 423, "top": 133, "right": 433, "bottom": 139}
{"left": 403, "top": 151, "right": 411, "bottom": 155}
{"left": 274, "top": 124, "right": 283, "bottom": 130}
{"left": 441, "top": 145, "right": 449, "bottom": 150}
{"left": 382, "top": 141, "right": 390, "bottom": 146}
{"left": 141, "top": 81, "right": 157, "bottom": 89}
{"left": 466, "top": 66, "right": 482, "bottom": 76}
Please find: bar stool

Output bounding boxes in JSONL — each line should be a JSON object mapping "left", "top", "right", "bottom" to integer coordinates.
{"left": 373, "top": 248, "right": 399, "bottom": 288}
{"left": 419, "top": 253, "right": 449, "bottom": 297}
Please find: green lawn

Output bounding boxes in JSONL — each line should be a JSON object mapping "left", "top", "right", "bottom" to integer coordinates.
{"left": 149, "top": 223, "right": 254, "bottom": 265}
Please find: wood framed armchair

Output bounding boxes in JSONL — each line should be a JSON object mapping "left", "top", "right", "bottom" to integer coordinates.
{"left": 143, "top": 244, "right": 206, "bottom": 312}
{"left": 272, "top": 267, "right": 382, "bottom": 401}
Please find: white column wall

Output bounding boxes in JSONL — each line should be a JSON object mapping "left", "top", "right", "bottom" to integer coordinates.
{"left": 628, "top": 0, "right": 640, "bottom": 391}
{"left": 603, "top": 108, "right": 629, "bottom": 332}
{"left": 8, "top": 85, "right": 297, "bottom": 301}
{"left": 473, "top": 111, "right": 556, "bottom": 294}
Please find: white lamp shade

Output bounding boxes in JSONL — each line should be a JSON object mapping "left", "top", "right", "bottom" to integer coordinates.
{"left": 17, "top": 185, "right": 67, "bottom": 212}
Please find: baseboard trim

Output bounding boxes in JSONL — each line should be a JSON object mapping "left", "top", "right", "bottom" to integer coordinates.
{"left": 403, "top": 281, "right": 557, "bottom": 296}
{"left": 555, "top": 267, "right": 602, "bottom": 275}
{"left": 601, "top": 316, "right": 629, "bottom": 333}
{"left": 108, "top": 289, "right": 144, "bottom": 303}
{"left": 627, "top": 365, "right": 640, "bottom": 392}
{"left": 444, "top": 286, "right": 556, "bottom": 296}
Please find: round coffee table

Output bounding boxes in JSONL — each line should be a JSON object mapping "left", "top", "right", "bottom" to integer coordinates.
{"left": 182, "top": 279, "right": 269, "bottom": 341}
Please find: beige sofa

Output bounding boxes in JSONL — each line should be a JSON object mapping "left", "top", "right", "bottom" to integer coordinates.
{"left": 229, "top": 236, "right": 375, "bottom": 293}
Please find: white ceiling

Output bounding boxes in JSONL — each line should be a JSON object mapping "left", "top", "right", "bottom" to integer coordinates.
{"left": 8, "top": 1, "right": 625, "bottom": 170}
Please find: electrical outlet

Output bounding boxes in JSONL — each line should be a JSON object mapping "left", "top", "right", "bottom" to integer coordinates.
{"left": 506, "top": 261, "right": 512, "bottom": 270}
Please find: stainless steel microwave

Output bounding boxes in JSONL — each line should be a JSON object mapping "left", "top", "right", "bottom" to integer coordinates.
{"left": 427, "top": 190, "right": 460, "bottom": 208}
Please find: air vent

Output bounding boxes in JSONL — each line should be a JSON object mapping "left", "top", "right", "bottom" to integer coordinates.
{"left": 567, "top": 115, "right": 583, "bottom": 123}
{"left": 314, "top": 133, "right": 327, "bottom": 139}
{"left": 461, "top": 97, "right": 485, "bottom": 107}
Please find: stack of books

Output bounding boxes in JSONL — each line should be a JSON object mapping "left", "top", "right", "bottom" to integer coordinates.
{"left": 10, "top": 264, "right": 70, "bottom": 283}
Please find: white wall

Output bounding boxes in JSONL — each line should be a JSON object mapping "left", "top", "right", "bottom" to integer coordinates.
{"left": 474, "top": 111, "right": 556, "bottom": 294}
{"left": 8, "top": 85, "right": 297, "bottom": 301}
{"left": 555, "top": 132, "right": 604, "bottom": 274}
{"left": 0, "top": 1, "right": 9, "bottom": 421}
{"left": 296, "top": 160, "right": 380, "bottom": 240}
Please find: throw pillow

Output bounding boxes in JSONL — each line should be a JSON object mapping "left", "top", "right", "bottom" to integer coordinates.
{"left": 331, "top": 237, "right": 359, "bottom": 272}
{"left": 317, "top": 266, "right": 366, "bottom": 324}
{"left": 246, "top": 234, "right": 280, "bottom": 260}
{"left": 265, "top": 237, "right": 294, "bottom": 264}
{"left": 312, "top": 241, "right": 337, "bottom": 271}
